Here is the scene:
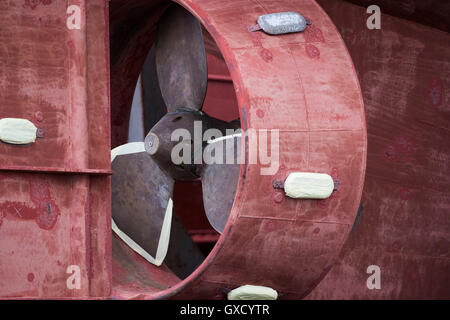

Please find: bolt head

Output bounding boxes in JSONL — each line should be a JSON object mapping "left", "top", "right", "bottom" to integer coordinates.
{"left": 144, "top": 132, "right": 160, "bottom": 155}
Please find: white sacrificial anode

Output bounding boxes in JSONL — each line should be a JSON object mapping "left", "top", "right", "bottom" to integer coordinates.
{"left": 284, "top": 172, "right": 334, "bottom": 199}
{"left": 0, "top": 118, "right": 37, "bottom": 145}
{"left": 227, "top": 285, "right": 278, "bottom": 300}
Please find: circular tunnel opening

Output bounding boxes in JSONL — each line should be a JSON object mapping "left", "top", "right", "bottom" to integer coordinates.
{"left": 110, "top": 1, "right": 241, "bottom": 298}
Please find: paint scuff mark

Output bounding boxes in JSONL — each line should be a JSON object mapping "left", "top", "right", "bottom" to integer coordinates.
{"left": 23, "top": 0, "right": 53, "bottom": 10}
{"left": 303, "top": 23, "right": 325, "bottom": 43}
{"left": 0, "top": 177, "right": 60, "bottom": 230}
{"left": 306, "top": 44, "right": 320, "bottom": 59}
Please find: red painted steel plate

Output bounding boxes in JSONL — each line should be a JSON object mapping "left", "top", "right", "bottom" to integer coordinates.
{"left": 0, "top": 0, "right": 111, "bottom": 298}
{"left": 307, "top": 0, "right": 450, "bottom": 299}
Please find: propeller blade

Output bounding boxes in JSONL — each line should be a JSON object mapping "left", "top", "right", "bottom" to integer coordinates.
{"left": 201, "top": 135, "right": 242, "bottom": 233}
{"left": 155, "top": 4, "right": 208, "bottom": 112}
{"left": 141, "top": 44, "right": 168, "bottom": 132}
{"left": 111, "top": 143, "right": 174, "bottom": 266}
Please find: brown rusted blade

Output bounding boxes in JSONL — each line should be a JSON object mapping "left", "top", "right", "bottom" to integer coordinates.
{"left": 112, "top": 151, "right": 174, "bottom": 259}
{"left": 155, "top": 4, "right": 208, "bottom": 112}
{"left": 201, "top": 136, "right": 242, "bottom": 233}
{"left": 141, "top": 44, "right": 168, "bottom": 133}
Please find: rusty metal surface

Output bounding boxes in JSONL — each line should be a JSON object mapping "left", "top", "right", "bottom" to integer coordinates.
{"left": 109, "top": 0, "right": 366, "bottom": 300}
{"left": 0, "top": 0, "right": 110, "bottom": 173}
{"left": 0, "top": 0, "right": 369, "bottom": 300}
{"left": 112, "top": 152, "right": 174, "bottom": 258}
{"left": 0, "top": 171, "right": 111, "bottom": 298}
{"left": 156, "top": 3, "right": 208, "bottom": 112}
{"left": 1, "top": 0, "right": 447, "bottom": 300}
{"left": 0, "top": 0, "right": 111, "bottom": 298}
{"left": 344, "top": 0, "right": 450, "bottom": 33}
{"left": 307, "top": 0, "right": 450, "bottom": 299}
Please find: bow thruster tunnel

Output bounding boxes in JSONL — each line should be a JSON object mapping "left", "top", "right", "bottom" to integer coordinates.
{"left": 109, "top": 0, "right": 366, "bottom": 299}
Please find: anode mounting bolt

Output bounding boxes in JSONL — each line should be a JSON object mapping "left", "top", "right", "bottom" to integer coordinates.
{"left": 144, "top": 132, "right": 160, "bottom": 155}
